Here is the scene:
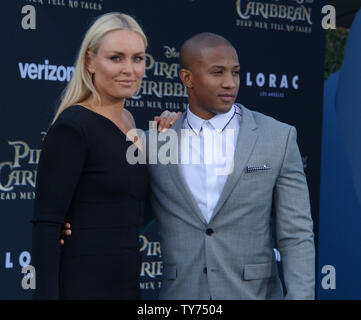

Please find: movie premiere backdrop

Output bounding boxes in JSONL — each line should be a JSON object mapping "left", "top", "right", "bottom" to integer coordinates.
{"left": 1, "top": 0, "right": 326, "bottom": 299}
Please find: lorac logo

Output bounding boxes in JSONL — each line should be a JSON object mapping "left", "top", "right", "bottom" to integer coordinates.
{"left": 236, "top": 0, "right": 315, "bottom": 34}
{"left": 243, "top": 71, "right": 300, "bottom": 99}
{"left": 0, "top": 136, "right": 43, "bottom": 200}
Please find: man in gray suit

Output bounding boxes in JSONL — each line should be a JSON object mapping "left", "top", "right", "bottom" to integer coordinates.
{"left": 62, "top": 32, "right": 315, "bottom": 300}
{"left": 147, "top": 32, "right": 315, "bottom": 300}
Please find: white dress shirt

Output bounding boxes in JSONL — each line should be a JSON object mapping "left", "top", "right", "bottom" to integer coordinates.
{"left": 180, "top": 104, "right": 241, "bottom": 223}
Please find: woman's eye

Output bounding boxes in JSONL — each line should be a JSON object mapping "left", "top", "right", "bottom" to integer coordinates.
{"left": 134, "top": 56, "right": 144, "bottom": 62}
{"left": 111, "top": 56, "right": 121, "bottom": 62}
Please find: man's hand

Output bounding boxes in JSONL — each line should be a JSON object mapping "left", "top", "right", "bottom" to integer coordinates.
{"left": 154, "top": 111, "right": 182, "bottom": 132}
{"left": 60, "top": 222, "right": 72, "bottom": 246}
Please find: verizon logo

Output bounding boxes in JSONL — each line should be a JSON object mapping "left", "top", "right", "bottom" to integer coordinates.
{"left": 18, "top": 59, "right": 74, "bottom": 82}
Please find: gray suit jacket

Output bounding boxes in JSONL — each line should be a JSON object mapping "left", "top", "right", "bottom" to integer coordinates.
{"left": 147, "top": 104, "right": 315, "bottom": 300}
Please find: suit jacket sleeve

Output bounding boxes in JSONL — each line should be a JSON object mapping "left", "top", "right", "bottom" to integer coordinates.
{"left": 273, "top": 126, "right": 315, "bottom": 300}
{"left": 31, "top": 120, "right": 86, "bottom": 299}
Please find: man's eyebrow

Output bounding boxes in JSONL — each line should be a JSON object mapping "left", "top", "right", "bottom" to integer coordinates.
{"left": 209, "top": 65, "right": 225, "bottom": 69}
{"left": 209, "top": 64, "right": 240, "bottom": 69}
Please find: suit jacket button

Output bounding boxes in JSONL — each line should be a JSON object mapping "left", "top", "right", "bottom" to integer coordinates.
{"left": 206, "top": 228, "right": 214, "bottom": 235}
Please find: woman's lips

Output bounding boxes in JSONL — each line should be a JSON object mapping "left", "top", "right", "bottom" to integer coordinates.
{"left": 115, "top": 80, "right": 136, "bottom": 86}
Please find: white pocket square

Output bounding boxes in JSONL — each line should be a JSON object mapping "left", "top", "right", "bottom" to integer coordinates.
{"left": 245, "top": 165, "right": 271, "bottom": 173}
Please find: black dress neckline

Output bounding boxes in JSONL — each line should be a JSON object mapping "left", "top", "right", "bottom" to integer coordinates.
{"left": 72, "top": 104, "right": 128, "bottom": 139}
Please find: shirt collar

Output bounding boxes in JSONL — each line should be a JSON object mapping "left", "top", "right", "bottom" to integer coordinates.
{"left": 186, "top": 105, "right": 236, "bottom": 135}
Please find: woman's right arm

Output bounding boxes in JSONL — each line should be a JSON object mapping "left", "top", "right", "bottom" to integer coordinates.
{"left": 32, "top": 120, "right": 86, "bottom": 299}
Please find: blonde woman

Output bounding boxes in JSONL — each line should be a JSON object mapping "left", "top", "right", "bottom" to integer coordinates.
{"left": 31, "top": 12, "right": 180, "bottom": 299}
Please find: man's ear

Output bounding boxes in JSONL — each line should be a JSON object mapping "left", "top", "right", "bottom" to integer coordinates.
{"left": 179, "top": 68, "right": 193, "bottom": 89}
{"left": 85, "top": 50, "right": 96, "bottom": 75}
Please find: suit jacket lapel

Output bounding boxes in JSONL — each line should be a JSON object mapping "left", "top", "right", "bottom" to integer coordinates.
{"left": 210, "top": 105, "right": 259, "bottom": 222}
{"left": 167, "top": 113, "right": 207, "bottom": 225}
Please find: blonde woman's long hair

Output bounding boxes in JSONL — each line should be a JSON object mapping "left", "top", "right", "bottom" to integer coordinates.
{"left": 51, "top": 12, "right": 147, "bottom": 124}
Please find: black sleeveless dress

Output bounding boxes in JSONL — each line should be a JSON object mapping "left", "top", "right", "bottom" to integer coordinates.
{"left": 31, "top": 105, "right": 148, "bottom": 299}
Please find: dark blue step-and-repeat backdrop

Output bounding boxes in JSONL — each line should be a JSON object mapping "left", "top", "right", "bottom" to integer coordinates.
{"left": 1, "top": 0, "right": 326, "bottom": 299}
